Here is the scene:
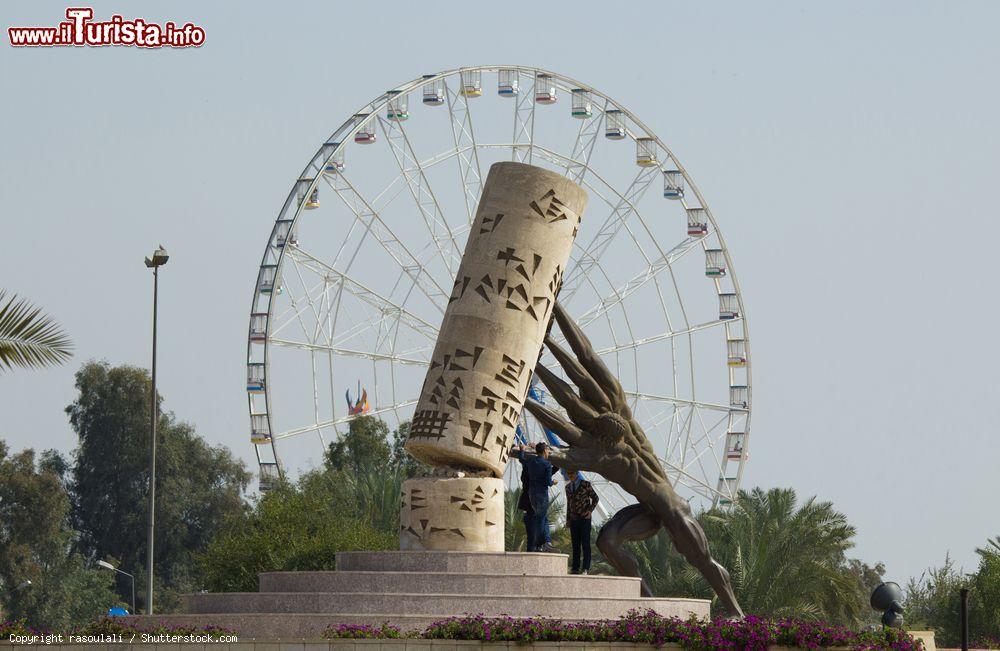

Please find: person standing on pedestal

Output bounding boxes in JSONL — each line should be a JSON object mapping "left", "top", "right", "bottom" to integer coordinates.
{"left": 565, "top": 469, "right": 599, "bottom": 574}
{"left": 515, "top": 443, "right": 558, "bottom": 552}
{"left": 517, "top": 466, "right": 536, "bottom": 550}
{"left": 518, "top": 465, "right": 555, "bottom": 551}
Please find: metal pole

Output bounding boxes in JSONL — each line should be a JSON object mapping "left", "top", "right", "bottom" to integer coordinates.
{"left": 960, "top": 587, "right": 969, "bottom": 651}
{"left": 121, "top": 570, "right": 136, "bottom": 616}
{"left": 146, "top": 266, "right": 158, "bottom": 615}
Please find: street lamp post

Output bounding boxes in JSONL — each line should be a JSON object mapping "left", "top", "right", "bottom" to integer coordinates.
{"left": 6, "top": 580, "right": 32, "bottom": 595}
{"left": 97, "top": 560, "right": 136, "bottom": 614}
{"left": 143, "top": 245, "right": 168, "bottom": 615}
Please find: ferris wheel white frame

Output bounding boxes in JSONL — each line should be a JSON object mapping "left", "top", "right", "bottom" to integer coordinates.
{"left": 246, "top": 65, "right": 752, "bottom": 506}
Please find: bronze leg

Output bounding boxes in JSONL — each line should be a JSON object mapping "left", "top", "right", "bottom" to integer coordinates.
{"left": 653, "top": 489, "right": 744, "bottom": 617}
{"left": 596, "top": 504, "right": 661, "bottom": 597}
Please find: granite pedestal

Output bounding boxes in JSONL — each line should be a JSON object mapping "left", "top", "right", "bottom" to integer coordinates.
{"left": 128, "top": 551, "right": 709, "bottom": 638}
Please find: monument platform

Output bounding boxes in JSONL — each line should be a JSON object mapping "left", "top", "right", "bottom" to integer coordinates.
{"left": 129, "top": 551, "right": 710, "bottom": 638}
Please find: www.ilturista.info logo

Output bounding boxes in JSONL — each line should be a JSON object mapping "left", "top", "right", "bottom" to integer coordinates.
{"left": 8, "top": 7, "right": 205, "bottom": 48}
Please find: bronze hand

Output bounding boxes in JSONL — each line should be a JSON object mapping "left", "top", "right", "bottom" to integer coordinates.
{"left": 523, "top": 302, "right": 744, "bottom": 617}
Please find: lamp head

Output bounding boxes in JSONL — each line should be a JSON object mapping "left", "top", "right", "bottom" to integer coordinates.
{"left": 145, "top": 245, "right": 169, "bottom": 268}
{"left": 97, "top": 560, "right": 116, "bottom": 571}
{"left": 870, "top": 582, "right": 903, "bottom": 611}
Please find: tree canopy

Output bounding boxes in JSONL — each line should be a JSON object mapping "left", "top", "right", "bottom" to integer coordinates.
{"left": 197, "top": 476, "right": 394, "bottom": 592}
{"left": 198, "top": 415, "right": 418, "bottom": 593}
{"left": 0, "top": 441, "right": 118, "bottom": 629}
{"left": 65, "top": 361, "right": 249, "bottom": 611}
{"left": 324, "top": 415, "right": 392, "bottom": 475}
{"left": 905, "top": 540, "right": 1000, "bottom": 646}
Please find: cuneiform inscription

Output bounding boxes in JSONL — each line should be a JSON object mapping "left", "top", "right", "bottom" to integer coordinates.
{"left": 463, "top": 353, "right": 529, "bottom": 462}
{"left": 480, "top": 213, "right": 504, "bottom": 234}
{"left": 400, "top": 481, "right": 504, "bottom": 545}
{"left": 450, "top": 483, "right": 500, "bottom": 514}
{"left": 449, "top": 248, "right": 561, "bottom": 323}
{"left": 449, "top": 276, "right": 471, "bottom": 304}
{"left": 530, "top": 189, "right": 570, "bottom": 224}
{"left": 428, "top": 346, "right": 484, "bottom": 372}
{"left": 410, "top": 409, "right": 452, "bottom": 439}
{"left": 400, "top": 518, "right": 464, "bottom": 541}
{"left": 400, "top": 486, "right": 433, "bottom": 539}
{"left": 529, "top": 188, "right": 582, "bottom": 237}
{"left": 424, "top": 346, "right": 484, "bottom": 411}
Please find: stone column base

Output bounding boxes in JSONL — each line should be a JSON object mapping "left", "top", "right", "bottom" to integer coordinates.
{"left": 399, "top": 476, "right": 504, "bottom": 551}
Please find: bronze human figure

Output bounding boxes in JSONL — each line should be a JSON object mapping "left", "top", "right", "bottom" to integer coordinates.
{"left": 523, "top": 302, "right": 744, "bottom": 617}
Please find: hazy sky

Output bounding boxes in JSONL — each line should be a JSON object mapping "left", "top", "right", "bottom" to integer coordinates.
{"left": 2, "top": 1, "right": 998, "bottom": 585}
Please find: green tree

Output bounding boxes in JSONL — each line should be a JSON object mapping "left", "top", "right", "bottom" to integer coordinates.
{"left": 322, "top": 417, "right": 421, "bottom": 535}
{"left": 200, "top": 415, "right": 423, "bottom": 593}
{"left": 325, "top": 416, "right": 392, "bottom": 475}
{"left": 607, "top": 487, "right": 880, "bottom": 624}
{"left": 903, "top": 556, "right": 968, "bottom": 646}
{"left": 504, "top": 489, "right": 528, "bottom": 551}
{"left": 65, "top": 361, "right": 249, "bottom": 612}
{"left": 0, "top": 440, "right": 119, "bottom": 629}
{"left": 702, "top": 488, "right": 875, "bottom": 623}
{"left": 389, "top": 420, "right": 426, "bottom": 478}
{"left": 299, "top": 465, "right": 406, "bottom": 538}
{"left": 971, "top": 538, "right": 1000, "bottom": 642}
{"left": 844, "top": 557, "right": 888, "bottom": 603}
{"left": 904, "top": 555, "right": 967, "bottom": 646}
{"left": 0, "top": 291, "right": 72, "bottom": 371}
{"left": 197, "top": 477, "right": 394, "bottom": 592}
{"left": 904, "top": 540, "right": 1000, "bottom": 647}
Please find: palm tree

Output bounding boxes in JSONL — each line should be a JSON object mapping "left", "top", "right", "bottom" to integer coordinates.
{"left": 975, "top": 536, "right": 1000, "bottom": 559}
{"left": 0, "top": 291, "right": 73, "bottom": 371}
{"left": 353, "top": 468, "right": 406, "bottom": 536}
{"left": 707, "top": 487, "right": 864, "bottom": 622}
{"left": 505, "top": 489, "right": 529, "bottom": 551}
{"left": 619, "top": 487, "right": 872, "bottom": 623}
{"left": 504, "top": 488, "right": 570, "bottom": 552}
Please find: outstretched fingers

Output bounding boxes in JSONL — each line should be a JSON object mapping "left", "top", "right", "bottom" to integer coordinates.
{"left": 544, "top": 336, "right": 612, "bottom": 412}
{"left": 552, "top": 302, "right": 628, "bottom": 411}
{"left": 523, "top": 397, "right": 586, "bottom": 446}
{"left": 534, "top": 362, "right": 598, "bottom": 428}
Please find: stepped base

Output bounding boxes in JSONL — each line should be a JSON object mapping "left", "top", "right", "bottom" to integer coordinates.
{"left": 335, "top": 550, "right": 570, "bottom": 574}
{"left": 259, "top": 571, "right": 642, "bottom": 597}
{"left": 129, "top": 551, "right": 709, "bottom": 637}
{"left": 183, "top": 592, "right": 699, "bottom": 620}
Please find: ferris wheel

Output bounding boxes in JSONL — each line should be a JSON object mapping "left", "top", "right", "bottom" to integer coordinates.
{"left": 245, "top": 65, "right": 752, "bottom": 510}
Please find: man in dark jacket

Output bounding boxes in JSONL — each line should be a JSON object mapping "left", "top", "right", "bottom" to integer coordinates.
{"left": 517, "top": 466, "right": 536, "bottom": 551}
{"left": 518, "top": 465, "right": 555, "bottom": 552}
{"left": 565, "top": 468, "right": 599, "bottom": 574}
{"left": 515, "top": 442, "right": 558, "bottom": 552}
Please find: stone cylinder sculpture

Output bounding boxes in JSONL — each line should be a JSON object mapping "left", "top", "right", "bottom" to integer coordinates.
{"left": 400, "top": 162, "right": 586, "bottom": 552}
{"left": 405, "top": 162, "right": 587, "bottom": 477}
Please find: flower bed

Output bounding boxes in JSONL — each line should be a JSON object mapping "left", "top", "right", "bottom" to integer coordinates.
{"left": 0, "top": 621, "right": 43, "bottom": 639}
{"left": 325, "top": 624, "right": 404, "bottom": 639}
{"left": 324, "top": 610, "right": 924, "bottom": 650}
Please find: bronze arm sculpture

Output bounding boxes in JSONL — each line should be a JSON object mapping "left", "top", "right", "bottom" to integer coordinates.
{"left": 523, "top": 302, "right": 744, "bottom": 617}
